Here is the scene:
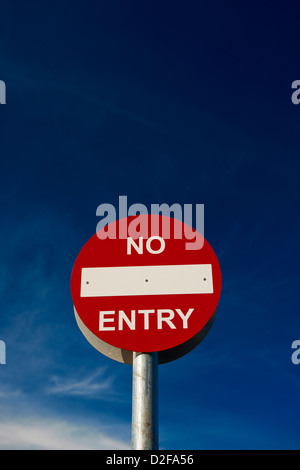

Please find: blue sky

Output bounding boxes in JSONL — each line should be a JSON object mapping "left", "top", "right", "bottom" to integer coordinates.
{"left": 0, "top": 0, "right": 300, "bottom": 449}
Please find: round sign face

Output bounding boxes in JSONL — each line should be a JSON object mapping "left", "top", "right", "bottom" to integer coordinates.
{"left": 71, "top": 215, "right": 222, "bottom": 353}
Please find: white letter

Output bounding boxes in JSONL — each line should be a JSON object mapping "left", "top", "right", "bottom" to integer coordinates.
{"left": 151, "top": 203, "right": 183, "bottom": 239}
{"left": 175, "top": 308, "right": 194, "bottom": 328}
{"left": 0, "top": 81, "right": 6, "bottom": 105}
{"left": 157, "top": 309, "right": 176, "bottom": 329}
{"left": 96, "top": 204, "right": 116, "bottom": 239}
{"left": 128, "top": 203, "right": 148, "bottom": 238}
{"left": 0, "top": 340, "right": 6, "bottom": 364}
{"left": 291, "top": 80, "right": 300, "bottom": 105}
{"left": 184, "top": 204, "right": 204, "bottom": 250}
{"left": 118, "top": 310, "right": 136, "bottom": 330}
{"left": 118, "top": 196, "right": 128, "bottom": 239}
{"left": 291, "top": 340, "right": 300, "bottom": 365}
{"left": 99, "top": 311, "right": 115, "bottom": 331}
{"left": 146, "top": 236, "right": 165, "bottom": 254}
{"left": 127, "top": 237, "right": 143, "bottom": 254}
{"left": 138, "top": 309, "right": 155, "bottom": 329}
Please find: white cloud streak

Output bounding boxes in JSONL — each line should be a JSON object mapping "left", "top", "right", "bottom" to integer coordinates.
{"left": 47, "top": 368, "right": 116, "bottom": 398}
{"left": 0, "top": 417, "right": 130, "bottom": 450}
{"left": 0, "top": 380, "right": 131, "bottom": 450}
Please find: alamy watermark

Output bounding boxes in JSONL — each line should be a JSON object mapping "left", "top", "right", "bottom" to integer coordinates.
{"left": 291, "top": 340, "right": 300, "bottom": 365}
{"left": 0, "top": 80, "right": 7, "bottom": 362}
{"left": 0, "top": 80, "right": 6, "bottom": 104}
{"left": 291, "top": 80, "right": 300, "bottom": 105}
{"left": 0, "top": 340, "right": 6, "bottom": 365}
{"left": 96, "top": 196, "right": 204, "bottom": 250}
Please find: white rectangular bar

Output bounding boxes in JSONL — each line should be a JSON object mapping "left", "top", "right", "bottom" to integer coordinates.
{"left": 81, "top": 264, "right": 213, "bottom": 297}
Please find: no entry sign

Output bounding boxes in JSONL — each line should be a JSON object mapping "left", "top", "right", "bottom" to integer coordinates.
{"left": 71, "top": 214, "right": 222, "bottom": 361}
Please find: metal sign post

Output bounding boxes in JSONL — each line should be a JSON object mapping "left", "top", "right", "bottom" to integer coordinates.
{"left": 131, "top": 352, "right": 158, "bottom": 450}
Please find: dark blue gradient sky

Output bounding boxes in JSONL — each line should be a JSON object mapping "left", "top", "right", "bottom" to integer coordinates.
{"left": 0, "top": 1, "right": 300, "bottom": 449}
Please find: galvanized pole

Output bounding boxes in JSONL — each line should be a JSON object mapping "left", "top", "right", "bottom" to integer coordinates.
{"left": 131, "top": 352, "right": 158, "bottom": 450}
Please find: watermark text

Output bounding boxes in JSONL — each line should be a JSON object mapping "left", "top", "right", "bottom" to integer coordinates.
{"left": 291, "top": 340, "right": 300, "bottom": 365}
{"left": 0, "top": 340, "right": 6, "bottom": 364}
{"left": 291, "top": 80, "right": 300, "bottom": 105}
{"left": 96, "top": 196, "right": 204, "bottom": 250}
{"left": 0, "top": 80, "right": 6, "bottom": 104}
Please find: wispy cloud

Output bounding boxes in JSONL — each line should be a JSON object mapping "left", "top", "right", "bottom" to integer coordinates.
{"left": 47, "top": 368, "right": 116, "bottom": 398}
{"left": 0, "top": 417, "right": 130, "bottom": 450}
{"left": 0, "top": 381, "right": 131, "bottom": 450}
{"left": 0, "top": 209, "right": 132, "bottom": 450}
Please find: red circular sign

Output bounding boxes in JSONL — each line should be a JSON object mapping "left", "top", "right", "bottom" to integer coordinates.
{"left": 71, "top": 215, "right": 222, "bottom": 353}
